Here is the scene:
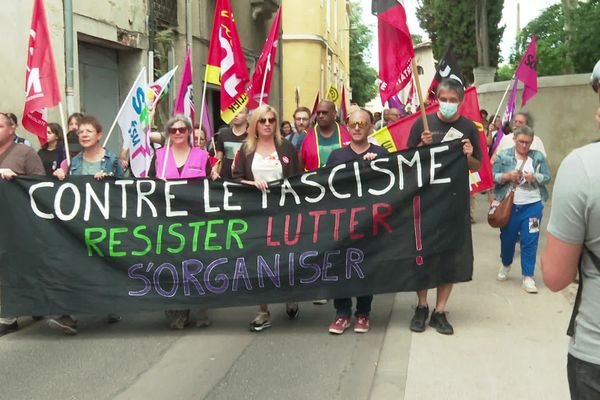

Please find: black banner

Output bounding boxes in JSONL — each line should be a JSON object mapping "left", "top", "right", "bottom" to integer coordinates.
{"left": 0, "top": 142, "right": 472, "bottom": 316}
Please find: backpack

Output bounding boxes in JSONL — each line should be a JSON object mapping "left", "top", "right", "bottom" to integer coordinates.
{"left": 567, "top": 247, "right": 600, "bottom": 336}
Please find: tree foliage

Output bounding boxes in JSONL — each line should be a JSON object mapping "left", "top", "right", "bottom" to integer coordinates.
{"left": 416, "top": 0, "right": 504, "bottom": 85}
{"left": 349, "top": 1, "right": 378, "bottom": 106}
{"left": 509, "top": 1, "right": 600, "bottom": 77}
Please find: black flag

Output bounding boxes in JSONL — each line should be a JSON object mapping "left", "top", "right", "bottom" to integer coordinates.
{"left": 427, "top": 44, "right": 464, "bottom": 103}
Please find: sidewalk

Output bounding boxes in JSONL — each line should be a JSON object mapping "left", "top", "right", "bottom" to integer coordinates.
{"left": 371, "top": 194, "right": 573, "bottom": 400}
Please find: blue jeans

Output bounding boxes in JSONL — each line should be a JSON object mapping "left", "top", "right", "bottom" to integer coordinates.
{"left": 334, "top": 296, "right": 373, "bottom": 317}
{"left": 568, "top": 354, "right": 600, "bottom": 399}
{"left": 500, "top": 201, "right": 543, "bottom": 276}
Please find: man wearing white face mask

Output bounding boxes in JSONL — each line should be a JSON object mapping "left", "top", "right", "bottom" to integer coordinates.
{"left": 406, "top": 78, "right": 482, "bottom": 335}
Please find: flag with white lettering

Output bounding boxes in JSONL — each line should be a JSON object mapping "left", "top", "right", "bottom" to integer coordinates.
{"left": 515, "top": 35, "right": 537, "bottom": 107}
{"left": 372, "top": 0, "right": 415, "bottom": 106}
{"left": 22, "top": 0, "right": 61, "bottom": 145}
{"left": 426, "top": 44, "right": 464, "bottom": 103}
{"left": 205, "top": 0, "right": 250, "bottom": 123}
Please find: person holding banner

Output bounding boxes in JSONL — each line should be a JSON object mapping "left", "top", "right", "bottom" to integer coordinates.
{"left": 326, "top": 108, "right": 387, "bottom": 335}
{"left": 37, "top": 122, "right": 65, "bottom": 176}
{"left": 0, "top": 112, "right": 45, "bottom": 336}
{"left": 149, "top": 115, "right": 212, "bottom": 329}
{"left": 494, "top": 125, "right": 551, "bottom": 293}
{"left": 231, "top": 105, "right": 301, "bottom": 331}
{"left": 49, "top": 115, "right": 124, "bottom": 335}
{"left": 407, "top": 78, "right": 482, "bottom": 335}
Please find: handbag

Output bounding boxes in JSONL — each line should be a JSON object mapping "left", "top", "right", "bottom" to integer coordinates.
{"left": 488, "top": 159, "right": 526, "bottom": 228}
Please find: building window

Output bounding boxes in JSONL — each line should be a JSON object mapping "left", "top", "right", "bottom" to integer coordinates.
{"left": 417, "top": 66, "right": 424, "bottom": 75}
{"left": 153, "top": 0, "right": 178, "bottom": 27}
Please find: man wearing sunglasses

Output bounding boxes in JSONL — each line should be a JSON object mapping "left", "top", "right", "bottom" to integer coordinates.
{"left": 542, "top": 59, "right": 600, "bottom": 399}
{"left": 325, "top": 108, "right": 388, "bottom": 335}
{"left": 406, "top": 78, "right": 482, "bottom": 336}
{"left": 300, "top": 100, "right": 351, "bottom": 171}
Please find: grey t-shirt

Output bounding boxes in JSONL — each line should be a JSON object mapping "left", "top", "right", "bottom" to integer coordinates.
{"left": 547, "top": 142, "right": 600, "bottom": 365}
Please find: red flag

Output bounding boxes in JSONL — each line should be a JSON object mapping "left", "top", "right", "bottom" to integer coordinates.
{"left": 372, "top": 0, "right": 415, "bottom": 106}
{"left": 22, "top": 0, "right": 61, "bottom": 145}
{"left": 370, "top": 87, "right": 493, "bottom": 194}
{"left": 205, "top": 0, "right": 250, "bottom": 123}
{"left": 247, "top": 6, "right": 281, "bottom": 110}
{"left": 340, "top": 86, "right": 348, "bottom": 123}
{"left": 515, "top": 35, "right": 537, "bottom": 107}
{"left": 310, "top": 91, "right": 320, "bottom": 120}
{"left": 173, "top": 48, "right": 195, "bottom": 123}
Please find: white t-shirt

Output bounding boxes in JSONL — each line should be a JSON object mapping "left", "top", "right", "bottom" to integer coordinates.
{"left": 251, "top": 151, "right": 283, "bottom": 182}
{"left": 495, "top": 133, "right": 547, "bottom": 156}
{"left": 513, "top": 157, "right": 542, "bottom": 205}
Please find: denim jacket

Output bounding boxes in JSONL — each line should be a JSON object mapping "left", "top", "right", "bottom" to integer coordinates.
{"left": 68, "top": 148, "right": 124, "bottom": 177}
{"left": 493, "top": 148, "right": 551, "bottom": 202}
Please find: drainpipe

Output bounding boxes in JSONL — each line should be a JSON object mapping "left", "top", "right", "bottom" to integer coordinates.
{"left": 63, "top": 0, "right": 75, "bottom": 115}
{"left": 186, "top": 0, "right": 192, "bottom": 50}
{"left": 148, "top": 0, "right": 155, "bottom": 81}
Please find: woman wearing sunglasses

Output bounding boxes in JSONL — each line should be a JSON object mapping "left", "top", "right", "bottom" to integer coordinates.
{"left": 232, "top": 105, "right": 301, "bottom": 331}
{"left": 149, "top": 115, "right": 212, "bottom": 329}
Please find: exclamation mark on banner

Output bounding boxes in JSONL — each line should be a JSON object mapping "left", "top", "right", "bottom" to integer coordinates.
{"left": 413, "top": 196, "right": 423, "bottom": 266}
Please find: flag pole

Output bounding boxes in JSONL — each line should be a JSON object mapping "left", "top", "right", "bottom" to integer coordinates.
{"left": 410, "top": 58, "right": 429, "bottom": 132}
{"left": 492, "top": 75, "right": 516, "bottom": 122}
{"left": 160, "top": 136, "right": 170, "bottom": 179}
{"left": 199, "top": 68, "right": 218, "bottom": 156}
{"left": 258, "top": 59, "right": 270, "bottom": 108}
{"left": 58, "top": 101, "right": 71, "bottom": 166}
{"left": 102, "top": 68, "right": 146, "bottom": 148}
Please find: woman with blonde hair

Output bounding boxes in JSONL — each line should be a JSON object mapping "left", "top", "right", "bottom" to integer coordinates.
{"left": 232, "top": 105, "right": 300, "bottom": 331}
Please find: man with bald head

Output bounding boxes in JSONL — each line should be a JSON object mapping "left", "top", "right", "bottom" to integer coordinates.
{"left": 300, "top": 100, "right": 351, "bottom": 171}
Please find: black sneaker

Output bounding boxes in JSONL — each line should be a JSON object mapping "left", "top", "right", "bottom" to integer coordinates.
{"left": 409, "top": 305, "right": 429, "bottom": 332}
{"left": 286, "top": 303, "right": 299, "bottom": 319}
{"left": 429, "top": 310, "right": 454, "bottom": 335}
{"left": 0, "top": 321, "right": 18, "bottom": 337}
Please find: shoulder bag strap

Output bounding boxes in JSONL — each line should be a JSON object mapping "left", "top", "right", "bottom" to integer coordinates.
{"left": 567, "top": 246, "right": 600, "bottom": 336}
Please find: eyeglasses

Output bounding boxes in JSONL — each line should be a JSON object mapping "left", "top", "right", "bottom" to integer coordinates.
{"left": 258, "top": 117, "right": 276, "bottom": 125}
{"left": 348, "top": 121, "right": 369, "bottom": 129}
{"left": 168, "top": 127, "right": 188, "bottom": 134}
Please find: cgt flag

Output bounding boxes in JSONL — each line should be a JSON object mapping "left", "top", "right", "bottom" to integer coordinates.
{"left": 515, "top": 35, "right": 537, "bottom": 107}
{"left": 372, "top": 0, "right": 415, "bottom": 106}
{"left": 22, "top": 0, "right": 61, "bottom": 146}
{"left": 173, "top": 48, "right": 195, "bottom": 124}
{"left": 310, "top": 91, "right": 320, "bottom": 121}
{"left": 247, "top": 6, "right": 281, "bottom": 110}
{"left": 370, "top": 87, "right": 494, "bottom": 194}
{"left": 205, "top": 0, "right": 250, "bottom": 123}
{"left": 426, "top": 44, "right": 464, "bottom": 103}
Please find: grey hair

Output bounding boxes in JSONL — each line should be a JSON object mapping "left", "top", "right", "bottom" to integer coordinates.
{"left": 516, "top": 112, "right": 534, "bottom": 128}
{"left": 164, "top": 114, "right": 193, "bottom": 134}
{"left": 513, "top": 124, "right": 534, "bottom": 138}
{"left": 436, "top": 78, "right": 465, "bottom": 102}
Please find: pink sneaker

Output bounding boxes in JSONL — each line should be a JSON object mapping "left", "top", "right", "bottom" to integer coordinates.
{"left": 354, "top": 316, "right": 370, "bottom": 333}
{"left": 328, "top": 316, "right": 351, "bottom": 334}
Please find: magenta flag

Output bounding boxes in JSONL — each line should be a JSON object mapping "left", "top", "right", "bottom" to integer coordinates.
{"left": 201, "top": 95, "right": 213, "bottom": 143}
{"left": 247, "top": 6, "right": 282, "bottom": 109}
{"left": 515, "top": 36, "right": 537, "bottom": 107}
{"left": 491, "top": 80, "right": 518, "bottom": 154}
{"left": 22, "top": 0, "right": 61, "bottom": 145}
{"left": 173, "top": 48, "right": 195, "bottom": 123}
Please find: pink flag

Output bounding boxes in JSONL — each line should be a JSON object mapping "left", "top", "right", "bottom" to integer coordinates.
{"left": 515, "top": 35, "right": 537, "bottom": 107}
{"left": 201, "top": 95, "right": 213, "bottom": 143}
{"left": 22, "top": 0, "right": 61, "bottom": 145}
{"left": 173, "top": 48, "right": 195, "bottom": 123}
{"left": 247, "top": 6, "right": 282, "bottom": 109}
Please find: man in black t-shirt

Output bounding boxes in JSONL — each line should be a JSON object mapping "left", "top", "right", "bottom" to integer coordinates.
{"left": 326, "top": 108, "right": 388, "bottom": 335}
{"left": 211, "top": 107, "right": 248, "bottom": 180}
{"left": 407, "top": 78, "right": 482, "bottom": 336}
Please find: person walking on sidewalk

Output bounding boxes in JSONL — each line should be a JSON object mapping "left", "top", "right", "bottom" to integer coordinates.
{"left": 541, "top": 60, "right": 600, "bottom": 400}
{"left": 325, "top": 108, "right": 387, "bottom": 335}
{"left": 493, "top": 125, "right": 551, "bottom": 293}
{"left": 232, "top": 105, "right": 301, "bottom": 331}
{"left": 406, "top": 78, "right": 482, "bottom": 335}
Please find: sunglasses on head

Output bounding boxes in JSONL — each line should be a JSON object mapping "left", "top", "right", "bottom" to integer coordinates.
{"left": 168, "top": 126, "right": 188, "bottom": 134}
{"left": 258, "top": 117, "right": 276, "bottom": 125}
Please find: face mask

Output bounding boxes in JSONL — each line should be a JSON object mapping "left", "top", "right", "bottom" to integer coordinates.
{"left": 439, "top": 101, "right": 459, "bottom": 119}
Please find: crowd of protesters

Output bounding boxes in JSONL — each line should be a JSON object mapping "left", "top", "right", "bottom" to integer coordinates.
{"left": 2, "top": 70, "right": 600, "bottom": 398}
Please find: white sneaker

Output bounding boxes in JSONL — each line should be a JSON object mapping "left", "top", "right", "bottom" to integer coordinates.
{"left": 497, "top": 265, "right": 511, "bottom": 281}
{"left": 312, "top": 299, "right": 328, "bottom": 305}
{"left": 522, "top": 277, "right": 538, "bottom": 293}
